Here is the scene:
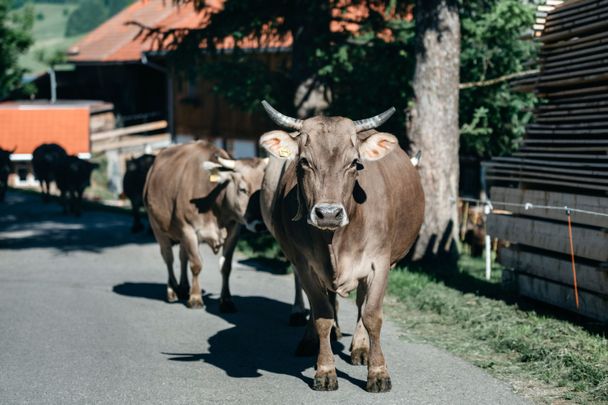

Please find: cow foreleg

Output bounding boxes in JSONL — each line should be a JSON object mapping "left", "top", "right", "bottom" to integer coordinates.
{"left": 181, "top": 228, "right": 204, "bottom": 309}
{"left": 350, "top": 282, "right": 369, "bottom": 366}
{"left": 130, "top": 200, "right": 144, "bottom": 233}
{"left": 289, "top": 271, "right": 308, "bottom": 326}
{"left": 328, "top": 291, "right": 342, "bottom": 341}
{"left": 310, "top": 297, "right": 338, "bottom": 391}
{"left": 177, "top": 245, "right": 190, "bottom": 300}
{"left": 219, "top": 224, "right": 240, "bottom": 313}
{"left": 362, "top": 265, "right": 391, "bottom": 393}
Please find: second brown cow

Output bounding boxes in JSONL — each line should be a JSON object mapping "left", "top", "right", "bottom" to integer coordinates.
{"left": 144, "top": 141, "right": 268, "bottom": 311}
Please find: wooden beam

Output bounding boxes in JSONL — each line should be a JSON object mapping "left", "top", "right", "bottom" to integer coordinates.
{"left": 92, "top": 134, "right": 171, "bottom": 153}
{"left": 487, "top": 214, "right": 608, "bottom": 262}
{"left": 91, "top": 121, "right": 168, "bottom": 142}
{"left": 500, "top": 247, "right": 608, "bottom": 295}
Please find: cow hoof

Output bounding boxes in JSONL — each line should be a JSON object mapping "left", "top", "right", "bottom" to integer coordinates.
{"left": 187, "top": 295, "right": 204, "bottom": 309}
{"left": 177, "top": 287, "right": 190, "bottom": 301}
{"left": 288, "top": 312, "right": 308, "bottom": 327}
{"left": 367, "top": 374, "right": 392, "bottom": 393}
{"left": 351, "top": 348, "right": 368, "bottom": 366}
{"left": 219, "top": 300, "right": 237, "bottom": 313}
{"left": 295, "top": 338, "right": 318, "bottom": 357}
{"left": 167, "top": 288, "right": 178, "bottom": 303}
{"left": 312, "top": 372, "right": 338, "bottom": 391}
{"left": 330, "top": 325, "right": 342, "bottom": 341}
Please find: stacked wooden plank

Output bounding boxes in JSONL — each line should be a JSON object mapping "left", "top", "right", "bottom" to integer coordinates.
{"left": 485, "top": 0, "right": 608, "bottom": 322}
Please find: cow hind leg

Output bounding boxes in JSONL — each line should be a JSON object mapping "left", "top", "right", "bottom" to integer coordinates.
{"left": 181, "top": 228, "right": 204, "bottom": 309}
{"left": 289, "top": 271, "right": 308, "bottom": 326}
{"left": 157, "top": 237, "right": 179, "bottom": 303}
{"left": 350, "top": 282, "right": 369, "bottom": 366}
{"left": 219, "top": 224, "right": 240, "bottom": 313}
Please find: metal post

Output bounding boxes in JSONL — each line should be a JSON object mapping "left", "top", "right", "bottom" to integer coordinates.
{"left": 48, "top": 68, "right": 57, "bottom": 103}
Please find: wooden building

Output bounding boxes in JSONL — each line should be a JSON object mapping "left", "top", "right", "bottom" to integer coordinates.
{"left": 486, "top": 0, "right": 608, "bottom": 322}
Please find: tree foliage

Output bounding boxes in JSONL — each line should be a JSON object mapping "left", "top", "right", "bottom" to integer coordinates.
{"left": 151, "top": 0, "right": 535, "bottom": 157}
{"left": 459, "top": 0, "right": 536, "bottom": 157}
{"left": 65, "top": 0, "right": 131, "bottom": 36}
{"left": 0, "top": 0, "right": 33, "bottom": 99}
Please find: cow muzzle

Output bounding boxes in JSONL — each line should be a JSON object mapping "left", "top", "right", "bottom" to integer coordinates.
{"left": 308, "top": 203, "right": 349, "bottom": 230}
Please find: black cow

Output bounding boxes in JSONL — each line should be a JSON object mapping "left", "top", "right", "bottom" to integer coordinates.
{"left": 122, "top": 154, "right": 155, "bottom": 232}
{"left": 0, "top": 147, "right": 15, "bottom": 202}
{"left": 32, "top": 143, "right": 67, "bottom": 202}
{"left": 55, "top": 155, "right": 99, "bottom": 216}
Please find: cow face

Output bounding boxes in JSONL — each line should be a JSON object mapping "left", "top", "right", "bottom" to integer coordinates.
{"left": 0, "top": 148, "right": 14, "bottom": 179}
{"left": 260, "top": 115, "right": 397, "bottom": 231}
{"left": 203, "top": 157, "right": 268, "bottom": 227}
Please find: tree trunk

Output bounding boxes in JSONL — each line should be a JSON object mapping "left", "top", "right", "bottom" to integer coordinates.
{"left": 409, "top": 0, "right": 460, "bottom": 267}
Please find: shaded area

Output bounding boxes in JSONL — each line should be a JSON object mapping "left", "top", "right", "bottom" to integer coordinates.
{"left": 162, "top": 294, "right": 364, "bottom": 390}
{"left": 112, "top": 282, "right": 167, "bottom": 302}
{"left": 0, "top": 190, "right": 154, "bottom": 253}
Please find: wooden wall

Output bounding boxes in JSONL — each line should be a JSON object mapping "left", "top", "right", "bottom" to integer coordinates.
{"left": 173, "top": 52, "right": 290, "bottom": 142}
{"left": 486, "top": 0, "right": 608, "bottom": 322}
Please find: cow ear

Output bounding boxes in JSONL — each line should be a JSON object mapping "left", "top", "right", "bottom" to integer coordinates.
{"left": 259, "top": 130, "right": 298, "bottom": 160}
{"left": 202, "top": 161, "right": 232, "bottom": 184}
{"left": 358, "top": 132, "right": 398, "bottom": 161}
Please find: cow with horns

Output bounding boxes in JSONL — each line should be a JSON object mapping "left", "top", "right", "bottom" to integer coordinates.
{"left": 259, "top": 101, "right": 424, "bottom": 392}
{"left": 144, "top": 141, "right": 268, "bottom": 311}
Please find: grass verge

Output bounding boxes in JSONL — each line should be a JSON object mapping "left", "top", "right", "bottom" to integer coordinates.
{"left": 387, "top": 258, "right": 608, "bottom": 404}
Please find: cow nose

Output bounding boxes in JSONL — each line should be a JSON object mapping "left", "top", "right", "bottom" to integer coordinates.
{"left": 310, "top": 204, "right": 348, "bottom": 229}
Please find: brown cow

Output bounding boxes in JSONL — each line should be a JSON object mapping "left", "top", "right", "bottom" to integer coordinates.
{"left": 144, "top": 141, "right": 268, "bottom": 311}
{"left": 259, "top": 101, "right": 424, "bottom": 392}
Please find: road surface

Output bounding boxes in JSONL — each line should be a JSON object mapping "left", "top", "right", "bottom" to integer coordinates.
{"left": 0, "top": 191, "right": 528, "bottom": 404}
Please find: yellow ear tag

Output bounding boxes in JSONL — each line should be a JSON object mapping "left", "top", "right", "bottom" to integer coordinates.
{"left": 278, "top": 147, "right": 291, "bottom": 158}
{"left": 209, "top": 169, "right": 220, "bottom": 183}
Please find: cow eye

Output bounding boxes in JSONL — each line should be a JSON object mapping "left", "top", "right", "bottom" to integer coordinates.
{"left": 239, "top": 186, "right": 247, "bottom": 194}
{"left": 299, "top": 158, "right": 311, "bottom": 169}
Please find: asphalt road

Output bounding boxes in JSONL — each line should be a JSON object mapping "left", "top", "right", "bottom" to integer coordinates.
{"left": 0, "top": 191, "right": 528, "bottom": 404}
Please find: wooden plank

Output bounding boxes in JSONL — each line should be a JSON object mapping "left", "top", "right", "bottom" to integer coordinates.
{"left": 490, "top": 156, "right": 608, "bottom": 168}
{"left": 91, "top": 134, "right": 171, "bottom": 153}
{"left": 490, "top": 187, "right": 608, "bottom": 228}
{"left": 90, "top": 121, "right": 168, "bottom": 142}
{"left": 500, "top": 247, "right": 608, "bottom": 295}
{"left": 508, "top": 270, "right": 608, "bottom": 323}
{"left": 487, "top": 174, "right": 608, "bottom": 192}
{"left": 523, "top": 139, "right": 608, "bottom": 145}
{"left": 486, "top": 161, "right": 608, "bottom": 177}
{"left": 540, "top": 19, "right": 608, "bottom": 43}
{"left": 487, "top": 214, "right": 608, "bottom": 261}
{"left": 487, "top": 168, "right": 608, "bottom": 185}
{"left": 511, "top": 152, "right": 608, "bottom": 159}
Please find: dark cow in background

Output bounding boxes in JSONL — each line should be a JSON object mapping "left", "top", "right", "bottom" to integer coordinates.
{"left": 144, "top": 141, "right": 268, "bottom": 311}
{"left": 0, "top": 147, "right": 15, "bottom": 202}
{"left": 259, "top": 101, "right": 424, "bottom": 392}
{"left": 123, "top": 154, "right": 155, "bottom": 233}
{"left": 32, "top": 143, "right": 67, "bottom": 202}
{"left": 55, "top": 156, "right": 99, "bottom": 216}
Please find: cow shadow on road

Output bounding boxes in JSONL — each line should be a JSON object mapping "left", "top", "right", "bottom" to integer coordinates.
{"left": 162, "top": 295, "right": 366, "bottom": 390}
{"left": 0, "top": 191, "right": 155, "bottom": 253}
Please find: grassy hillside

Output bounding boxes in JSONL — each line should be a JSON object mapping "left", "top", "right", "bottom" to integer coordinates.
{"left": 17, "top": 2, "right": 82, "bottom": 73}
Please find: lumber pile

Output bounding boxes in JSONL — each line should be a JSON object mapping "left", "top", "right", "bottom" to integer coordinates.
{"left": 486, "top": 0, "right": 608, "bottom": 322}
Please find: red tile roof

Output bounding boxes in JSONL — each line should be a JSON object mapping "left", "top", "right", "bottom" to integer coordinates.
{"left": 68, "top": 0, "right": 411, "bottom": 63}
{"left": 0, "top": 104, "right": 90, "bottom": 155}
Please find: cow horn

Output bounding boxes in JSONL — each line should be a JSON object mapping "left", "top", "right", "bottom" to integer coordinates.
{"left": 353, "top": 107, "right": 396, "bottom": 132}
{"left": 261, "top": 100, "right": 303, "bottom": 130}
{"left": 217, "top": 156, "right": 236, "bottom": 170}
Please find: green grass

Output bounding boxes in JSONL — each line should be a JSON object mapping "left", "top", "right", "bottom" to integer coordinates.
{"left": 16, "top": 3, "right": 83, "bottom": 73}
{"left": 387, "top": 258, "right": 608, "bottom": 404}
